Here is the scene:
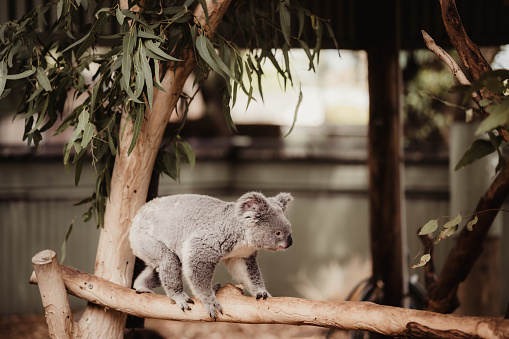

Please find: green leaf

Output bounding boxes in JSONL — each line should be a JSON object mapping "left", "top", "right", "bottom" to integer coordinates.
{"left": 57, "top": 0, "right": 64, "bottom": 20}
{"left": 454, "top": 139, "right": 497, "bottom": 171}
{"left": 107, "top": 129, "right": 117, "bottom": 156}
{"left": 127, "top": 105, "right": 144, "bottom": 155}
{"left": 140, "top": 44, "right": 153, "bottom": 109}
{"left": 418, "top": 218, "right": 439, "bottom": 235}
{"left": 177, "top": 141, "right": 195, "bottom": 169}
{"left": 285, "top": 88, "right": 302, "bottom": 137}
{"left": 4, "top": 67, "right": 37, "bottom": 80}
{"left": 36, "top": 67, "right": 52, "bottom": 91}
{"left": 411, "top": 254, "right": 431, "bottom": 268}
{"left": 279, "top": 0, "right": 291, "bottom": 46}
{"left": 62, "top": 32, "right": 90, "bottom": 53}
{"left": 195, "top": 35, "right": 239, "bottom": 86}
{"left": 0, "top": 61, "right": 6, "bottom": 98}
{"left": 160, "top": 149, "right": 178, "bottom": 181}
{"left": 137, "top": 30, "right": 163, "bottom": 41}
{"left": 435, "top": 224, "right": 459, "bottom": 244}
{"left": 475, "top": 99, "right": 509, "bottom": 135}
{"left": 60, "top": 223, "right": 73, "bottom": 263}
{"left": 144, "top": 40, "right": 182, "bottom": 61}
{"left": 466, "top": 214, "right": 478, "bottom": 231}
{"left": 115, "top": 7, "right": 124, "bottom": 25}
{"left": 153, "top": 59, "right": 165, "bottom": 92}
{"left": 81, "top": 122, "right": 95, "bottom": 148}
{"left": 74, "top": 154, "right": 85, "bottom": 186}
{"left": 443, "top": 212, "right": 462, "bottom": 229}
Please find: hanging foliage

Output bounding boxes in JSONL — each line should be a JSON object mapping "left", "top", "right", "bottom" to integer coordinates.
{"left": 0, "top": 0, "right": 337, "bottom": 227}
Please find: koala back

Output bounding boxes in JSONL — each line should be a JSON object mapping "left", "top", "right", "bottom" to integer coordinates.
{"left": 129, "top": 192, "right": 293, "bottom": 261}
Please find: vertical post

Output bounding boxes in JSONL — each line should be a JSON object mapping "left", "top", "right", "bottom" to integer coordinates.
{"left": 366, "top": 0, "right": 407, "bottom": 309}
{"left": 32, "top": 249, "right": 78, "bottom": 338}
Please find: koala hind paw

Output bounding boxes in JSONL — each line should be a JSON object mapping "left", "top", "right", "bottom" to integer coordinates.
{"left": 203, "top": 297, "right": 223, "bottom": 319}
{"left": 256, "top": 291, "right": 270, "bottom": 300}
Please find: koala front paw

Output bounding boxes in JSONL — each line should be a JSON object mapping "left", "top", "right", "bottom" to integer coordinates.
{"left": 171, "top": 292, "right": 194, "bottom": 311}
{"left": 255, "top": 290, "right": 271, "bottom": 300}
{"left": 202, "top": 296, "right": 223, "bottom": 319}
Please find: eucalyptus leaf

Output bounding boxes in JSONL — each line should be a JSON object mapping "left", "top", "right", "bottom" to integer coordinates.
{"left": 418, "top": 218, "right": 439, "bottom": 235}
{"left": 411, "top": 253, "right": 431, "bottom": 269}
{"left": 115, "top": 7, "right": 124, "bottom": 25}
{"left": 177, "top": 141, "right": 195, "bottom": 169}
{"left": 140, "top": 44, "right": 153, "bottom": 109}
{"left": 36, "top": 67, "right": 52, "bottom": 91}
{"left": 285, "top": 88, "right": 302, "bottom": 137}
{"left": 466, "top": 214, "right": 478, "bottom": 231}
{"left": 127, "top": 105, "right": 144, "bottom": 156}
{"left": 443, "top": 212, "right": 462, "bottom": 229}
{"left": 4, "top": 67, "right": 36, "bottom": 80}
{"left": 60, "top": 223, "right": 73, "bottom": 263}
{"left": 279, "top": 0, "right": 291, "bottom": 45}
{"left": 144, "top": 40, "right": 182, "bottom": 61}
{"left": 0, "top": 61, "right": 6, "bottom": 98}
{"left": 81, "top": 122, "right": 95, "bottom": 148}
{"left": 475, "top": 99, "right": 509, "bottom": 135}
{"left": 455, "top": 138, "right": 498, "bottom": 171}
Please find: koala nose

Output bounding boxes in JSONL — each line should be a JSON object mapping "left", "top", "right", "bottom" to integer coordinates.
{"left": 287, "top": 234, "right": 293, "bottom": 248}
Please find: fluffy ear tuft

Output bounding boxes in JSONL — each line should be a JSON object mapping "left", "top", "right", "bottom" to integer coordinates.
{"left": 236, "top": 192, "right": 269, "bottom": 219}
{"left": 273, "top": 192, "right": 293, "bottom": 212}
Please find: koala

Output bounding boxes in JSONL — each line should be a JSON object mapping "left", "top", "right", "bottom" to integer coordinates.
{"left": 129, "top": 191, "right": 293, "bottom": 319}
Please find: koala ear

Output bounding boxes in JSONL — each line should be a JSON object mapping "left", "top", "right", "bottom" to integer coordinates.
{"left": 272, "top": 192, "right": 293, "bottom": 212}
{"left": 236, "top": 192, "right": 269, "bottom": 219}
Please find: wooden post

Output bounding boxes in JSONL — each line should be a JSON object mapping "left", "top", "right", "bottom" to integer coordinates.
{"left": 32, "top": 249, "right": 79, "bottom": 338}
{"left": 366, "top": 0, "right": 407, "bottom": 310}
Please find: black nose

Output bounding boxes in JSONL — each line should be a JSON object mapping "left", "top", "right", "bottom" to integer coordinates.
{"left": 287, "top": 234, "right": 293, "bottom": 248}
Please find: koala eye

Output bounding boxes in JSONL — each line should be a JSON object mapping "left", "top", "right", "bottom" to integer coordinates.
{"left": 275, "top": 230, "right": 282, "bottom": 236}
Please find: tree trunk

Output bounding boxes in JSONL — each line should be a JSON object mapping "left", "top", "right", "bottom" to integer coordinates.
{"left": 30, "top": 251, "right": 509, "bottom": 339}
{"left": 77, "top": 1, "right": 232, "bottom": 337}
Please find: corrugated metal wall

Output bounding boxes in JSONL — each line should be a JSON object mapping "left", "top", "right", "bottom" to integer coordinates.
{"left": 0, "top": 152, "right": 453, "bottom": 315}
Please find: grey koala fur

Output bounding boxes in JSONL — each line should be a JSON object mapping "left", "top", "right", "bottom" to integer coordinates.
{"left": 129, "top": 191, "right": 293, "bottom": 319}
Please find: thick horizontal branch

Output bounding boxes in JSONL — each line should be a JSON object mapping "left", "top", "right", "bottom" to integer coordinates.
{"left": 30, "top": 251, "right": 509, "bottom": 339}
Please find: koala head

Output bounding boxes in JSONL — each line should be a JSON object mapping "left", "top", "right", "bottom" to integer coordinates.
{"left": 236, "top": 192, "right": 293, "bottom": 251}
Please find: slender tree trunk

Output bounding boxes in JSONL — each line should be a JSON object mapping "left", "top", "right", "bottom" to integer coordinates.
{"left": 77, "top": 1, "right": 232, "bottom": 337}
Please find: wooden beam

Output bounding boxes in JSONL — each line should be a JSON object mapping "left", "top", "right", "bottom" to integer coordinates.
{"left": 366, "top": 0, "right": 407, "bottom": 309}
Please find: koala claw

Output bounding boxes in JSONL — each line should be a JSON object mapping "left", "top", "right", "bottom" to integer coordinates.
{"left": 172, "top": 292, "right": 193, "bottom": 312}
{"left": 135, "top": 288, "right": 154, "bottom": 294}
{"left": 203, "top": 297, "right": 223, "bottom": 319}
{"left": 256, "top": 291, "right": 270, "bottom": 300}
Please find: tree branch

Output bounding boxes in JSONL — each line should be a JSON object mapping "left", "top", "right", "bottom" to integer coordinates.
{"left": 425, "top": 160, "right": 509, "bottom": 313}
{"left": 30, "top": 250, "right": 509, "bottom": 339}
{"left": 438, "top": 0, "right": 509, "bottom": 141}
